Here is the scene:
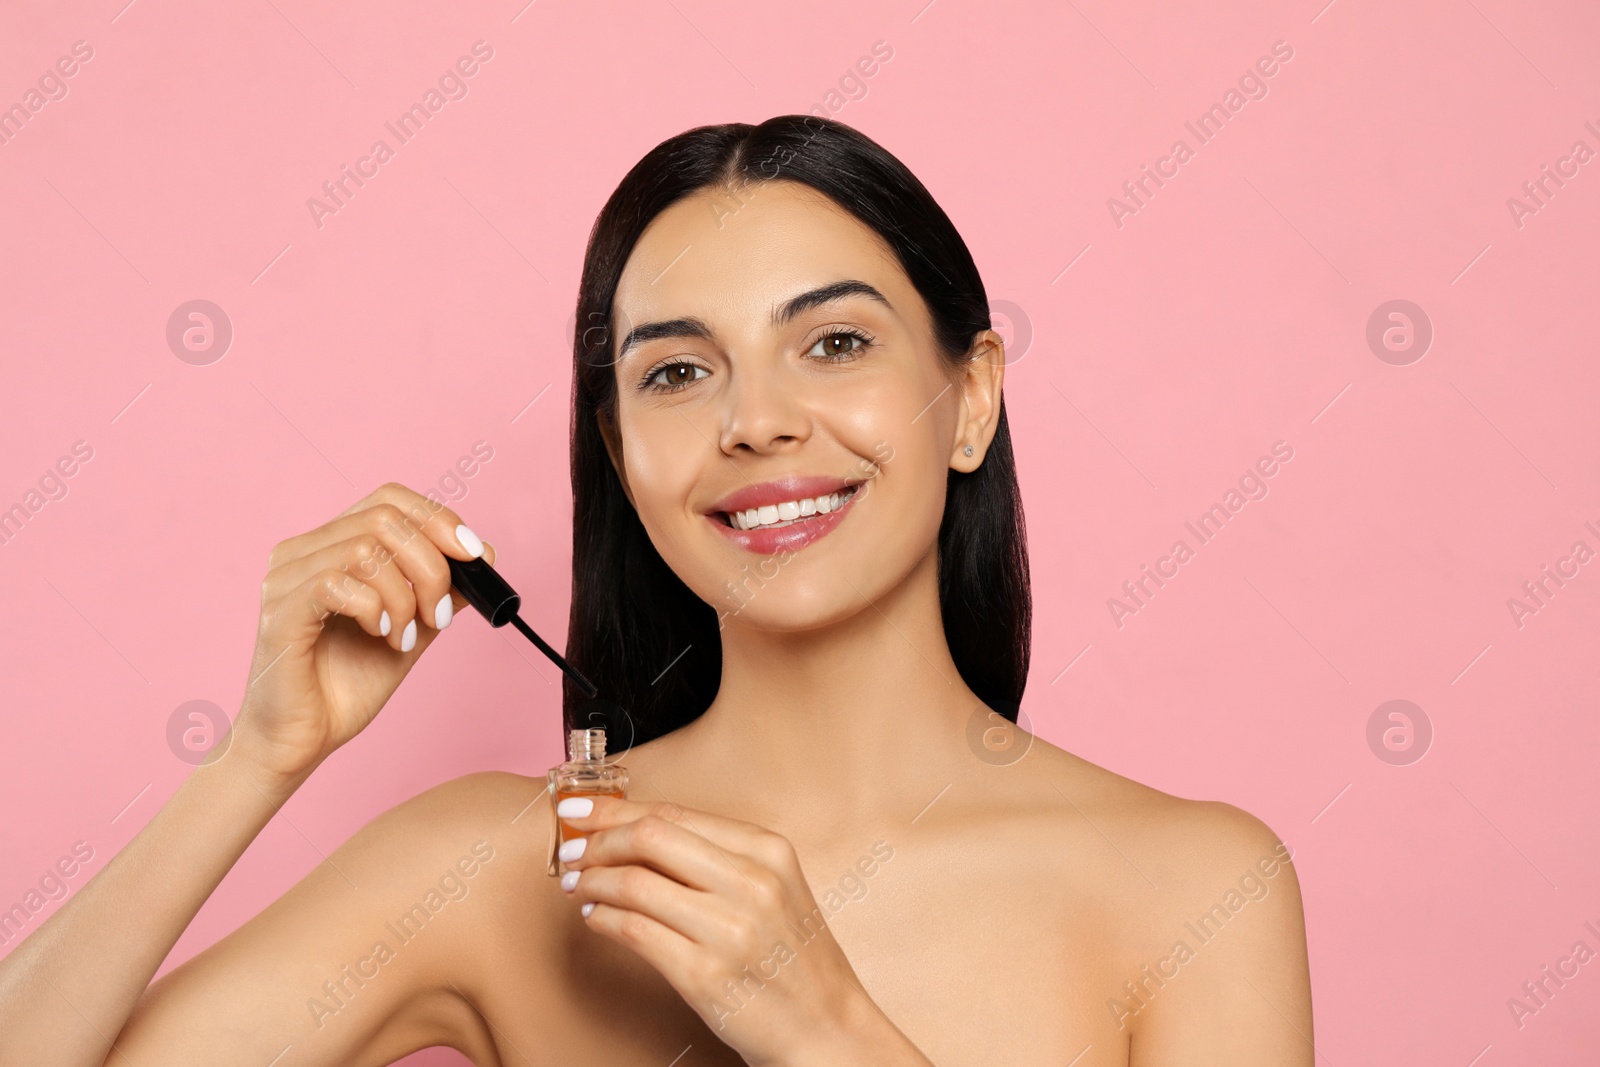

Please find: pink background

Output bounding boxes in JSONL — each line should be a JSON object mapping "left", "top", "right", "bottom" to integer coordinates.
{"left": 2, "top": 0, "right": 1597, "bottom": 1061}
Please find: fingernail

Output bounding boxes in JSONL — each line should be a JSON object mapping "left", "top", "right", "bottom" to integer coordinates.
{"left": 557, "top": 797, "right": 594, "bottom": 818}
{"left": 561, "top": 870, "right": 581, "bottom": 893}
{"left": 581, "top": 902, "right": 595, "bottom": 917}
{"left": 456, "top": 524, "right": 484, "bottom": 559}
{"left": 558, "top": 837, "right": 587, "bottom": 863}
{"left": 434, "top": 595, "right": 453, "bottom": 629}
{"left": 400, "top": 619, "right": 417, "bottom": 652}
{"left": 380, "top": 610, "right": 391, "bottom": 637}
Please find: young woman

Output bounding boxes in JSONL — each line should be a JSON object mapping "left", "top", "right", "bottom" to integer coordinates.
{"left": 0, "top": 115, "right": 1312, "bottom": 1065}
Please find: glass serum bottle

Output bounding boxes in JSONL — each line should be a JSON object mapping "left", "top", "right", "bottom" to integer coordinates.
{"left": 547, "top": 728, "right": 628, "bottom": 877}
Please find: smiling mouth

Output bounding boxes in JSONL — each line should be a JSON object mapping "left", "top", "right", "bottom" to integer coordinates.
{"left": 718, "top": 485, "right": 861, "bottom": 530}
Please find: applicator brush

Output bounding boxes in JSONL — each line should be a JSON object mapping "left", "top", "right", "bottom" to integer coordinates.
{"left": 444, "top": 554, "right": 598, "bottom": 699}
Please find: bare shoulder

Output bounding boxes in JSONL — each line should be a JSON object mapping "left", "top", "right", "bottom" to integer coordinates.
{"left": 322, "top": 769, "right": 553, "bottom": 926}
{"left": 1015, "top": 732, "right": 1297, "bottom": 884}
{"left": 356, "top": 769, "right": 551, "bottom": 872}
{"left": 118, "top": 770, "right": 554, "bottom": 1064}
{"left": 350, "top": 769, "right": 560, "bottom": 962}
{"left": 1016, "top": 736, "right": 1313, "bottom": 1064}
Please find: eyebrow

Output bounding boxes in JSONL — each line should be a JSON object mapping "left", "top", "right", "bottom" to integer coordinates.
{"left": 615, "top": 279, "right": 893, "bottom": 360}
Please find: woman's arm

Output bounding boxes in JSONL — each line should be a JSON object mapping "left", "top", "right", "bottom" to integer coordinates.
{"left": 0, "top": 749, "right": 307, "bottom": 1064}
{"left": 110, "top": 770, "right": 525, "bottom": 1065}
{"left": 0, "top": 483, "right": 494, "bottom": 1065}
{"left": 1130, "top": 803, "right": 1314, "bottom": 1065}
{"left": 0, "top": 758, "right": 527, "bottom": 1065}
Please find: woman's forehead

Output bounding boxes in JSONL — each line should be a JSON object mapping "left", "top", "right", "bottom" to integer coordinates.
{"left": 612, "top": 182, "right": 909, "bottom": 332}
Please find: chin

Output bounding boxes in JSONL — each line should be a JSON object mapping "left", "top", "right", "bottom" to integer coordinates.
{"left": 714, "top": 584, "right": 867, "bottom": 634}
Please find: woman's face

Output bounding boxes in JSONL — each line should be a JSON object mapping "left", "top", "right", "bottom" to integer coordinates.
{"left": 603, "top": 179, "right": 996, "bottom": 632}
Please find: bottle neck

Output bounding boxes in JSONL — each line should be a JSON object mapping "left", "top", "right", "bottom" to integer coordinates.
{"left": 568, "top": 728, "right": 606, "bottom": 762}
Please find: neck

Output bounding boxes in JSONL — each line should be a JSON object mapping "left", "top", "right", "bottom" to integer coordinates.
{"left": 679, "top": 548, "right": 980, "bottom": 832}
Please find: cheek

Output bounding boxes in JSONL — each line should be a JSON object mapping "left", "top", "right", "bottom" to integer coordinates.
{"left": 619, "top": 411, "right": 702, "bottom": 525}
{"left": 838, "top": 373, "right": 957, "bottom": 574}
{"left": 824, "top": 365, "right": 934, "bottom": 448}
{"left": 617, "top": 408, "right": 724, "bottom": 594}
{"left": 831, "top": 370, "right": 950, "bottom": 487}
{"left": 865, "top": 427, "right": 948, "bottom": 559}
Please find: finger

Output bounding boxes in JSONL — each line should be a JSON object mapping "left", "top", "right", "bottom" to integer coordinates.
{"left": 561, "top": 812, "right": 748, "bottom": 895}
{"left": 556, "top": 794, "right": 777, "bottom": 862}
{"left": 279, "top": 568, "right": 390, "bottom": 646}
{"left": 566, "top": 863, "right": 726, "bottom": 946}
{"left": 271, "top": 496, "right": 483, "bottom": 643}
{"left": 268, "top": 508, "right": 464, "bottom": 649}
{"left": 351, "top": 487, "right": 485, "bottom": 635}
{"left": 361, "top": 482, "right": 487, "bottom": 570}
{"left": 265, "top": 528, "right": 419, "bottom": 651}
{"left": 580, "top": 900, "right": 697, "bottom": 996}
{"left": 275, "top": 482, "right": 484, "bottom": 575}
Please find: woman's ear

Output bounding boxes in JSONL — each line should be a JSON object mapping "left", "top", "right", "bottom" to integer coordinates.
{"left": 596, "top": 408, "right": 637, "bottom": 509}
{"left": 950, "top": 328, "right": 1005, "bottom": 472}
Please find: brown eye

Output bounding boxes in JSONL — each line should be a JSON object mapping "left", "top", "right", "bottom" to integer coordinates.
{"left": 642, "top": 361, "right": 709, "bottom": 391}
{"left": 807, "top": 329, "right": 873, "bottom": 361}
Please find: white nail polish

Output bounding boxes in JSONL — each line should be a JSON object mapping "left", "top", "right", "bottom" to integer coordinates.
{"left": 400, "top": 619, "right": 417, "bottom": 652}
{"left": 456, "top": 524, "right": 484, "bottom": 559}
{"left": 559, "top": 837, "right": 586, "bottom": 862}
{"left": 556, "top": 796, "right": 594, "bottom": 818}
{"left": 561, "top": 870, "right": 581, "bottom": 892}
{"left": 581, "top": 902, "right": 595, "bottom": 917}
{"left": 434, "top": 595, "right": 452, "bottom": 629}
{"left": 380, "top": 610, "right": 391, "bottom": 637}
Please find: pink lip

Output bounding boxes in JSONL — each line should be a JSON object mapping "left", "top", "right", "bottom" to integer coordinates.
{"left": 705, "top": 475, "right": 859, "bottom": 517}
{"left": 707, "top": 481, "right": 866, "bottom": 555}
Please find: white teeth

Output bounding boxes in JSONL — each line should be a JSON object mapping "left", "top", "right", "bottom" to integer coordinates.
{"left": 724, "top": 486, "right": 857, "bottom": 531}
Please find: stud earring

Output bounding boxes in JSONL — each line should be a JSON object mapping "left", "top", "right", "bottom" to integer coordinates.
{"left": 963, "top": 445, "right": 974, "bottom": 457}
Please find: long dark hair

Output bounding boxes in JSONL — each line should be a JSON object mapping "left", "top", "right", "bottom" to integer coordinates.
{"left": 562, "top": 114, "right": 1030, "bottom": 750}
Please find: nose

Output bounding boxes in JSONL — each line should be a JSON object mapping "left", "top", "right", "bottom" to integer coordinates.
{"left": 716, "top": 356, "right": 811, "bottom": 456}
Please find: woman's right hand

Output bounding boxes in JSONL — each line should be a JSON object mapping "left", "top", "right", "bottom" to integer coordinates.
{"left": 0, "top": 482, "right": 503, "bottom": 1064}
{"left": 230, "top": 482, "right": 494, "bottom": 791}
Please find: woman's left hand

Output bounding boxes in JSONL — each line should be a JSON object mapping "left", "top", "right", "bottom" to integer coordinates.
{"left": 553, "top": 794, "right": 915, "bottom": 1067}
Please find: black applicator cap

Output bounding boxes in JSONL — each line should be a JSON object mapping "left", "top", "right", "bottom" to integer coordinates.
{"left": 445, "top": 554, "right": 520, "bottom": 627}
